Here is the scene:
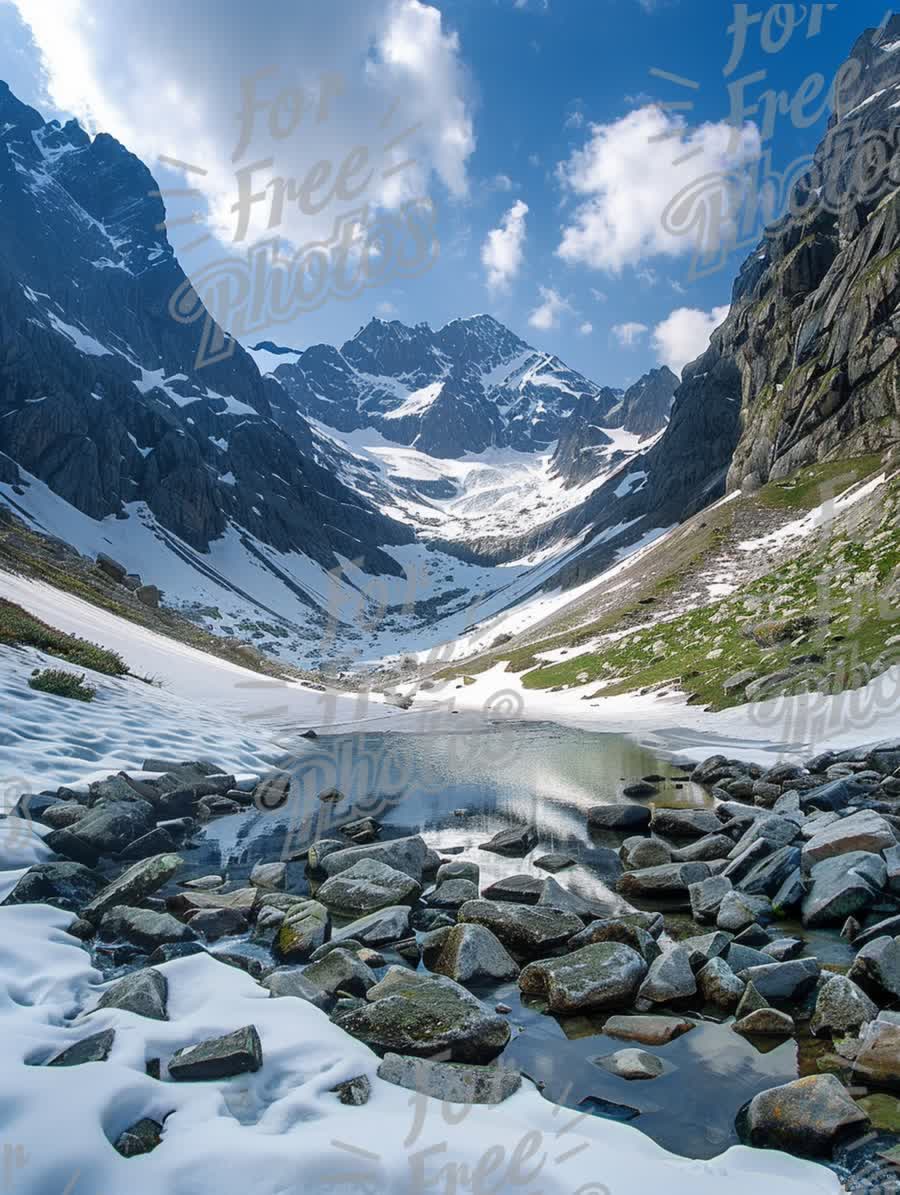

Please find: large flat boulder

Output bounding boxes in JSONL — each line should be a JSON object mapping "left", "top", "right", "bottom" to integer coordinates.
{"left": 335, "top": 973, "right": 510, "bottom": 1063}
{"left": 743, "top": 1075, "right": 870, "bottom": 1156}
{"left": 331, "top": 906, "right": 411, "bottom": 947}
{"left": 602, "top": 1014, "right": 695, "bottom": 1045}
{"left": 617, "top": 862, "right": 710, "bottom": 897}
{"left": 99, "top": 906, "right": 199, "bottom": 951}
{"left": 457, "top": 900, "right": 583, "bottom": 958}
{"left": 315, "top": 859, "right": 421, "bottom": 917}
{"left": 649, "top": 809, "right": 721, "bottom": 839}
{"left": 319, "top": 835, "right": 431, "bottom": 882}
{"left": 519, "top": 943, "right": 647, "bottom": 1014}
{"left": 587, "top": 805, "right": 651, "bottom": 832}
{"left": 735, "top": 958, "right": 820, "bottom": 1005}
{"left": 801, "top": 810, "right": 896, "bottom": 871}
{"left": 82, "top": 853, "right": 183, "bottom": 922}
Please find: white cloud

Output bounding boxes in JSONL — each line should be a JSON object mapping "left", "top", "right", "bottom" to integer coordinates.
{"left": 528, "top": 285, "right": 570, "bottom": 331}
{"left": 578, "top": 321, "right": 593, "bottom": 335}
{"left": 11, "top": 0, "right": 475, "bottom": 250}
{"left": 556, "top": 105, "right": 759, "bottom": 273}
{"left": 652, "top": 304, "right": 730, "bottom": 373}
{"left": 612, "top": 321, "right": 648, "bottom": 347}
{"left": 376, "top": 300, "right": 398, "bottom": 316}
{"left": 481, "top": 199, "right": 528, "bottom": 292}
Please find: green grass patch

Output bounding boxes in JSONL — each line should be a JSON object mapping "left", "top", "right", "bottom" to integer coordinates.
{"left": 28, "top": 668, "right": 96, "bottom": 702}
{"left": 756, "top": 454, "right": 883, "bottom": 510}
{"left": 0, "top": 599, "right": 128, "bottom": 675}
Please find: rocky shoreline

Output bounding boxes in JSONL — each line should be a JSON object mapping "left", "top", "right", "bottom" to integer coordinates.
{"left": 4, "top": 739, "right": 900, "bottom": 1180}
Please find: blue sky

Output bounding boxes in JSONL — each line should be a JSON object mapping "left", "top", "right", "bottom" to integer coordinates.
{"left": 1, "top": 0, "right": 892, "bottom": 387}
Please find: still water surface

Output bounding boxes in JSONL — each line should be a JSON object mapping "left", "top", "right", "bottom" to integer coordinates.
{"left": 200, "top": 721, "right": 849, "bottom": 1160}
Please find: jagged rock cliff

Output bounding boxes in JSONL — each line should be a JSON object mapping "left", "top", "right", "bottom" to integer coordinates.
{"left": 0, "top": 82, "right": 411, "bottom": 581}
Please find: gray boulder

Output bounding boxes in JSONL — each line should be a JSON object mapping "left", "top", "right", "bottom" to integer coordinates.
{"left": 802, "top": 852, "right": 886, "bottom": 927}
{"left": 649, "top": 809, "right": 721, "bottom": 838}
{"left": 335, "top": 973, "right": 510, "bottom": 1062}
{"left": 621, "top": 837, "right": 671, "bottom": 869}
{"left": 602, "top": 1014, "right": 695, "bottom": 1045}
{"left": 671, "top": 835, "right": 733, "bottom": 863}
{"left": 332, "top": 905, "right": 411, "bottom": 947}
{"left": 190, "top": 907, "right": 248, "bottom": 941}
{"left": 848, "top": 936, "right": 900, "bottom": 1002}
{"left": 320, "top": 835, "right": 431, "bottom": 882}
{"left": 479, "top": 825, "right": 537, "bottom": 857}
{"left": 2, "top": 862, "right": 103, "bottom": 912}
{"left": 736, "top": 958, "right": 820, "bottom": 1004}
{"left": 261, "top": 968, "right": 332, "bottom": 1009}
{"left": 689, "top": 875, "right": 732, "bottom": 923}
{"left": 428, "top": 879, "right": 479, "bottom": 909}
{"left": 679, "top": 931, "right": 732, "bottom": 969}
{"left": 697, "top": 958, "right": 744, "bottom": 1009}
{"left": 377, "top": 1053, "right": 520, "bottom": 1104}
{"left": 303, "top": 948, "right": 377, "bottom": 998}
{"left": 458, "top": 900, "right": 583, "bottom": 958}
{"left": 250, "top": 861, "right": 286, "bottom": 890}
{"left": 436, "top": 860, "right": 479, "bottom": 884}
{"left": 801, "top": 810, "right": 896, "bottom": 871}
{"left": 618, "top": 862, "right": 710, "bottom": 897}
{"left": 851, "top": 1019, "right": 900, "bottom": 1089}
{"left": 430, "top": 924, "right": 519, "bottom": 984}
{"left": 811, "top": 975, "right": 879, "bottom": 1037}
{"left": 82, "top": 853, "right": 183, "bottom": 922}
{"left": 717, "top": 891, "right": 771, "bottom": 933}
{"left": 743, "top": 1075, "right": 870, "bottom": 1155}
{"left": 734, "top": 1008, "right": 795, "bottom": 1036}
{"left": 637, "top": 946, "right": 696, "bottom": 1006}
{"left": 482, "top": 875, "right": 543, "bottom": 904}
{"left": 315, "top": 859, "right": 421, "bottom": 917}
{"left": 567, "top": 918, "right": 661, "bottom": 964}
{"left": 519, "top": 943, "right": 647, "bottom": 1013}
{"left": 93, "top": 968, "right": 167, "bottom": 1020}
{"left": 169, "top": 1026, "right": 262, "bottom": 1080}
{"left": 588, "top": 805, "right": 651, "bottom": 832}
{"left": 100, "top": 906, "right": 199, "bottom": 951}
{"left": 48, "top": 1029, "right": 115, "bottom": 1067}
{"left": 62, "top": 799, "right": 157, "bottom": 856}
{"left": 596, "top": 1049, "right": 664, "bottom": 1080}
{"left": 273, "top": 900, "right": 330, "bottom": 962}
{"left": 738, "top": 846, "right": 802, "bottom": 898}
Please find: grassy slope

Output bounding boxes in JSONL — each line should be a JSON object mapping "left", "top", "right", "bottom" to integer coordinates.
{"left": 437, "top": 456, "right": 899, "bottom": 711}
